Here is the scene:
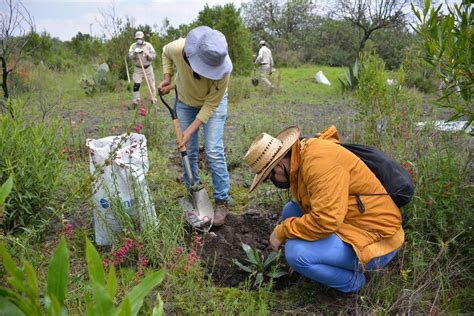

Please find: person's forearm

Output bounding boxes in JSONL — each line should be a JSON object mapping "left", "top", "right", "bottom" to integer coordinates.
{"left": 163, "top": 73, "right": 172, "bottom": 83}
{"left": 186, "top": 118, "right": 202, "bottom": 135}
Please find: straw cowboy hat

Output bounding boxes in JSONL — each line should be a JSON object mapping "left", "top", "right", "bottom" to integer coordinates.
{"left": 184, "top": 26, "right": 233, "bottom": 80}
{"left": 244, "top": 126, "right": 300, "bottom": 192}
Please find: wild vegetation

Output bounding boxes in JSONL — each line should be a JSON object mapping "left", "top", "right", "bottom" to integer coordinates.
{"left": 0, "top": 0, "right": 472, "bottom": 314}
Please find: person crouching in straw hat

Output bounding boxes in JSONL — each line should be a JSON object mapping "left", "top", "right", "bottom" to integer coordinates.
{"left": 158, "top": 26, "right": 233, "bottom": 226}
{"left": 243, "top": 125, "right": 405, "bottom": 293}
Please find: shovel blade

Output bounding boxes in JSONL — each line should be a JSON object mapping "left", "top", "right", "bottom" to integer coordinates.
{"left": 178, "top": 188, "right": 214, "bottom": 229}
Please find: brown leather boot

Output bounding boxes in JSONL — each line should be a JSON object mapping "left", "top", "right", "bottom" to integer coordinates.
{"left": 213, "top": 200, "right": 229, "bottom": 226}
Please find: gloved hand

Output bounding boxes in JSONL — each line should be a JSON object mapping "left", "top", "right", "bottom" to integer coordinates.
{"left": 134, "top": 47, "right": 143, "bottom": 54}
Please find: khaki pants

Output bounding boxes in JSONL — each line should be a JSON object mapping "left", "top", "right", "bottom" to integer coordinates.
{"left": 259, "top": 64, "right": 273, "bottom": 89}
{"left": 132, "top": 65, "right": 155, "bottom": 104}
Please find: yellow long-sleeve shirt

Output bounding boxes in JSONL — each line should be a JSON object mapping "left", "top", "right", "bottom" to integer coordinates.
{"left": 162, "top": 38, "right": 230, "bottom": 124}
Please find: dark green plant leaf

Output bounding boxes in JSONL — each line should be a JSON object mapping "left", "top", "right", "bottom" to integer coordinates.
{"left": 241, "top": 242, "right": 257, "bottom": 264}
{"left": 90, "top": 280, "right": 116, "bottom": 316}
{"left": 128, "top": 269, "right": 165, "bottom": 316}
{"left": 233, "top": 259, "right": 253, "bottom": 273}
{"left": 118, "top": 295, "right": 132, "bottom": 316}
{"left": 47, "top": 294, "right": 62, "bottom": 316}
{"left": 267, "top": 270, "right": 288, "bottom": 279}
{"left": 0, "top": 244, "right": 25, "bottom": 292}
{"left": 0, "top": 175, "right": 13, "bottom": 205}
{"left": 0, "top": 296, "right": 24, "bottom": 316}
{"left": 47, "top": 237, "right": 69, "bottom": 307}
{"left": 254, "top": 272, "right": 264, "bottom": 287}
{"left": 106, "top": 265, "right": 117, "bottom": 299}
{"left": 0, "top": 288, "right": 33, "bottom": 315}
{"left": 23, "top": 261, "right": 39, "bottom": 303}
{"left": 151, "top": 293, "right": 164, "bottom": 316}
{"left": 85, "top": 238, "right": 105, "bottom": 286}
{"left": 263, "top": 252, "right": 278, "bottom": 268}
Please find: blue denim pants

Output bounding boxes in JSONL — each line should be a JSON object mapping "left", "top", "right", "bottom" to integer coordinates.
{"left": 282, "top": 201, "right": 399, "bottom": 293}
{"left": 175, "top": 95, "right": 230, "bottom": 202}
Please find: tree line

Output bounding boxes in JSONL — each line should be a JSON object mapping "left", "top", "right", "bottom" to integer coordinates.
{"left": 0, "top": 0, "right": 432, "bottom": 98}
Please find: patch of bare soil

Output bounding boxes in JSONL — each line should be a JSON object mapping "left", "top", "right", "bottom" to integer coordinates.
{"left": 200, "top": 211, "right": 293, "bottom": 289}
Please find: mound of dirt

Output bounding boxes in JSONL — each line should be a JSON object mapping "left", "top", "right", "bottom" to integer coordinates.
{"left": 200, "top": 211, "right": 292, "bottom": 288}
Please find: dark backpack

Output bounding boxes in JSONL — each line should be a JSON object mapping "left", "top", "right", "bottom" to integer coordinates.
{"left": 341, "top": 143, "right": 415, "bottom": 213}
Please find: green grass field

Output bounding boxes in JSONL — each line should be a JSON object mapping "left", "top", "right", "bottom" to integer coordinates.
{"left": 1, "top": 63, "right": 472, "bottom": 315}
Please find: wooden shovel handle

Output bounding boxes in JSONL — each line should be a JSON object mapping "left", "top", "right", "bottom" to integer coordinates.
{"left": 172, "top": 118, "right": 186, "bottom": 152}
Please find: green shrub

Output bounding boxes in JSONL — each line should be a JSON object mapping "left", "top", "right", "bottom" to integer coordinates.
{"left": 406, "top": 140, "right": 472, "bottom": 244}
{"left": 0, "top": 100, "right": 67, "bottom": 232}
{"left": 354, "top": 51, "right": 416, "bottom": 145}
{"left": 80, "top": 63, "right": 115, "bottom": 96}
{"left": 400, "top": 45, "right": 438, "bottom": 93}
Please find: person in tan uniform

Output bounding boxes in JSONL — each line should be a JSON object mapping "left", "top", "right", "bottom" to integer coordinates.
{"left": 243, "top": 125, "right": 404, "bottom": 293}
{"left": 128, "top": 31, "right": 156, "bottom": 107}
{"left": 254, "top": 40, "right": 274, "bottom": 89}
{"left": 158, "top": 26, "right": 233, "bottom": 226}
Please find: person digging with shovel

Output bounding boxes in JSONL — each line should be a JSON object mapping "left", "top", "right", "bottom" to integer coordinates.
{"left": 128, "top": 31, "right": 157, "bottom": 108}
{"left": 243, "top": 126, "right": 404, "bottom": 293}
{"left": 158, "top": 26, "right": 233, "bottom": 227}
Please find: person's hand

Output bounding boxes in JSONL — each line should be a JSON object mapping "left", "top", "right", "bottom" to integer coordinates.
{"left": 269, "top": 231, "right": 282, "bottom": 252}
{"left": 158, "top": 80, "right": 172, "bottom": 94}
{"left": 177, "top": 129, "right": 191, "bottom": 148}
{"left": 134, "top": 47, "right": 143, "bottom": 54}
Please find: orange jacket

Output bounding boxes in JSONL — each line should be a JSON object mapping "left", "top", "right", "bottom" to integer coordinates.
{"left": 273, "top": 126, "right": 404, "bottom": 265}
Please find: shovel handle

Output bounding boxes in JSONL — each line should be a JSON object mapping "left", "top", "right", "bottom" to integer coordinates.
{"left": 137, "top": 53, "right": 155, "bottom": 104}
{"left": 172, "top": 118, "right": 187, "bottom": 152}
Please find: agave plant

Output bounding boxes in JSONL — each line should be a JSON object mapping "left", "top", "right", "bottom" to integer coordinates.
{"left": 338, "top": 59, "right": 361, "bottom": 91}
{"left": 233, "top": 242, "right": 287, "bottom": 287}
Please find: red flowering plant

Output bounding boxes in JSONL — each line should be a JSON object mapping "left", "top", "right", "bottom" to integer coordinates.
{"left": 103, "top": 235, "right": 150, "bottom": 277}
{"left": 168, "top": 232, "right": 205, "bottom": 273}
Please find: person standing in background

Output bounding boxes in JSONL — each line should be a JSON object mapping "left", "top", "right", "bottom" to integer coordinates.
{"left": 128, "top": 31, "right": 156, "bottom": 108}
{"left": 254, "top": 40, "right": 274, "bottom": 90}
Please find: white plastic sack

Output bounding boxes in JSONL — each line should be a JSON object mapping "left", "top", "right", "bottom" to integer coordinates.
{"left": 315, "top": 71, "right": 331, "bottom": 85}
{"left": 86, "top": 133, "right": 157, "bottom": 245}
{"left": 416, "top": 120, "right": 472, "bottom": 133}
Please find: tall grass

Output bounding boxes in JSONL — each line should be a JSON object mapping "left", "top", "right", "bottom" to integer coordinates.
{"left": 0, "top": 100, "right": 67, "bottom": 231}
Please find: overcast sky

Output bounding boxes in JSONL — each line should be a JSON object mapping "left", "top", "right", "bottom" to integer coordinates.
{"left": 3, "top": 0, "right": 461, "bottom": 40}
{"left": 20, "top": 0, "right": 243, "bottom": 40}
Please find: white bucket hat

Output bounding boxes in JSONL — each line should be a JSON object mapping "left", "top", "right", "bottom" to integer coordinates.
{"left": 243, "top": 126, "right": 300, "bottom": 192}
{"left": 184, "top": 26, "right": 233, "bottom": 80}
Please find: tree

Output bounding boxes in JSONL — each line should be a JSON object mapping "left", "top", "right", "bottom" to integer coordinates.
{"left": 413, "top": 0, "right": 473, "bottom": 124}
{"left": 336, "top": 0, "right": 409, "bottom": 53}
{"left": 0, "top": 0, "right": 34, "bottom": 101}
{"left": 241, "top": 0, "right": 317, "bottom": 49}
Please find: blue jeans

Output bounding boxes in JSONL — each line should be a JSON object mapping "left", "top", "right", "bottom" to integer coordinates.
{"left": 282, "top": 201, "right": 398, "bottom": 293}
{"left": 175, "top": 95, "right": 230, "bottom": 202}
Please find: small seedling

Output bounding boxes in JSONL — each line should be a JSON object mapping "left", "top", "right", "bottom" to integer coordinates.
{"left": 233, "top": 242, "right": 287, "bottom": 287}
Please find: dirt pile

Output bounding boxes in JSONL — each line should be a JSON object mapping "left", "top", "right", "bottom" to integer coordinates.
{"left": 200, "top": 210, "right": 291, "bottom": 287}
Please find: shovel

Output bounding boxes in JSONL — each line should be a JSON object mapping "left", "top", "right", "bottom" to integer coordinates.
{"left": 137, "top": 53, "right": 155, "bottom": 104}
{"left": 158, "top": 88, "right": 214, "bottom": 231}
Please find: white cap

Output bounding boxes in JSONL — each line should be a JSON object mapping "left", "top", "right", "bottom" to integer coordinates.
{"left": 135, "top": 31, "right": 144, "bottom": 39}
{"left": 259, "top": 40, "right": 266, "bottom": 46}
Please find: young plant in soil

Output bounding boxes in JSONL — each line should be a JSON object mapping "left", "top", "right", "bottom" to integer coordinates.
{"left": 233, "top": 242, "right": 287, "bottom": 287}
